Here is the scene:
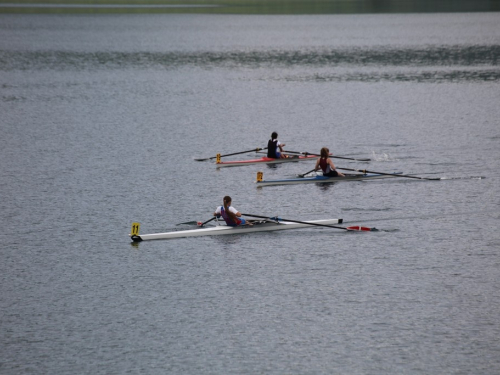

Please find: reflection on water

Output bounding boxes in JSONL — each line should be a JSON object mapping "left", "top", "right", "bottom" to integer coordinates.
{"left": 283, "top": 68, "right": 500, "bottom": 83}
{"left": 316, "top": 182, "right": 337, "bottom": 192}
{"left": 2, "top": 45, "right": 499, "bottom": 68}
{"left": 1, "top": 45, "right": 498, "bottom": 83}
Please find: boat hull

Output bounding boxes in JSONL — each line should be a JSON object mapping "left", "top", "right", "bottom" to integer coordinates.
{"left": 216, "top": 155, "right": 317, "bottom": 167}
{"left": 130, "top": 219, "right": 343, "bottom": 241}
{"left": 256, "top": 172, "right": 402, "bottom": 186}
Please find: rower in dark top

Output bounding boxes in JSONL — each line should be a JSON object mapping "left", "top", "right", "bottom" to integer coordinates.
{"left": 314, "top": 147, "right": 345, "bottom": 177}
{"left": 267, "top": 132, "right": 286, "bottom": 159}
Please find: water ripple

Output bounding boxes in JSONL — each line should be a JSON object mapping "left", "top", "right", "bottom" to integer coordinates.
{"left": 1, "top": 45, "right": 498, "bottom": 70}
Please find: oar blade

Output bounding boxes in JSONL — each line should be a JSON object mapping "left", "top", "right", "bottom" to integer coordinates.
{"left": 176, "top": 220, "right": 199, "bottom": 226}
{"left": 346, "top": 226, "right": 378, "bottom": 231}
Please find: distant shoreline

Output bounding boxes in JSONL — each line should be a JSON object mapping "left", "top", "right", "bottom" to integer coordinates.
{"left": 0, "top": 3, "right": 220, "bottom": 7}
{"left": 0, "top": 0, "right": 499, "bottom": 14}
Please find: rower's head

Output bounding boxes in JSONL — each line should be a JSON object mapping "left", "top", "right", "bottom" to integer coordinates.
{"left": 271, "top": 132, "right": 278, "bottom": 139}
{"left": 222, "top": 195, "right": 238, "bottom": 222}
{"left": 320, "top": 147, "right": 329, "bottom": 158}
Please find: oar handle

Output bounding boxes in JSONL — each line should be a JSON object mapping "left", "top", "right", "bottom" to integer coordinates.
{"left": 197, "top": 217, "right": 216, "bottom": 227}
{"left": 195, "top": 147, "right": 267, "bottom": 161}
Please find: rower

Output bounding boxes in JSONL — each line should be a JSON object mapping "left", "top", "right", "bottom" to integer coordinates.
{"left": 314, "top": 147, "right": 345, "bottom": 177}
{"left": 267, "top": 132, "right": 286, "bottom": 159}
{"left": 214, "top": 196, "right": 252, "bottom": 226}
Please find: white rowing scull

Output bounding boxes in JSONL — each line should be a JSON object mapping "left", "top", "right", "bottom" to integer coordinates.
{"left": 130, "top": 218, "right": 344, "bottom": 242}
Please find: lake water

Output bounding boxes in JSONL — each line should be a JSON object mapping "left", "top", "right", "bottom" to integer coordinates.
{"left": 1, "top": 12, "right": 500, "bottom": 374}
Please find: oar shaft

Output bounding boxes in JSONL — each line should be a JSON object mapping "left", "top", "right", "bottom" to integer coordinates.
{"left": 298, "top": 168, "right": 317, "bottom": 178}
{"left": 177, "top": 217, "right": 217, "bottom": 226}
{"left": 328, "top": 155, "right": 371, "bottom": 162}
{"left": 195, "top": 147, "right": 267, "bottom": 161}
{"left": 176, "top": 221, "right": 198, "bottom": 226}
{"left": 198, "top": 217, "right": 216, "bottom": 227}
{"left": 337, "top": 167, "right": 441, "bottom": 180}
{"left": 283, "top": 150, "right": 319, "bottom": 156}
{"left": 283, "top": 150, "right": 370, "bottom": 162}
{"left": 242, "top": 213, "right": 352, "bottom": 230}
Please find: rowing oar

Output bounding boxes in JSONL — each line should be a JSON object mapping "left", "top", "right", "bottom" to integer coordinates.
{"left": 195, "top": 147, "right": 267, "bottom": 161}
{"left": 283, "top": 150, "right": 371, "bottom": 162}
{"left": 298, "top": 168, "right": 317, "bottom": 178}
{"left": 242, "top": 213, "right": 377, "bottom": 231}
{"left": 176, "top": 217, "right": 216, "bottom": 226}
{"left": 197, "top": 217, "right": 216, "bottom": 227}
{"left": 337, "top": 167, "right": 442, "bottom": 181}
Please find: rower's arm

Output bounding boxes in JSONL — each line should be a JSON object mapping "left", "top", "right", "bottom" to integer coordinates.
{"left": 314, "top": 158, "right": 320, "bottom": 171}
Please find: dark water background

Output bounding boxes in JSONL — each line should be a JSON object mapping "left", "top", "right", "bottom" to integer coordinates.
{"left": 1, "top": 0, "right": 499, "bottom": 14}
{"left": 1, "top": 12, "right": 500, "bottom": 374}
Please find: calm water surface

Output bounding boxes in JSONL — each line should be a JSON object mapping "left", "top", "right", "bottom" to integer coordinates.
{"left": 1, "top": 13, "right": 500, "bottom": 374}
